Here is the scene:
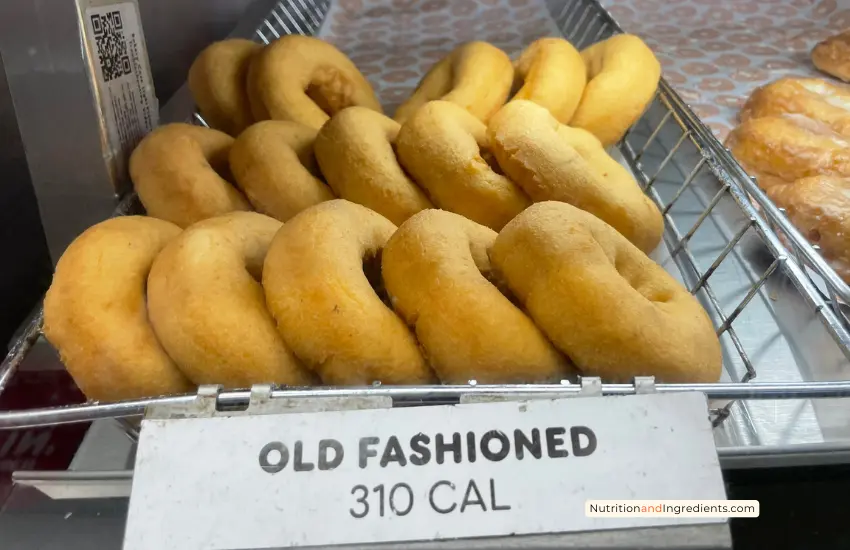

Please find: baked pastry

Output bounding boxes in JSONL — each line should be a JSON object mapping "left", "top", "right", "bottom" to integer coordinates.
{"left": 492, "top": 201, "right": 722, "bottom": 383}
{"left": 394, "top": 41, "right": 513, "bottom": 125}
{"left": 812, "top": 30, "right": 850, "bottom": 82}
{"left": 489, "top": 100, "right": 663, "bottom": 253}
{"left": 247, "top": 35, "right": 382, "bottom": 129}
{"left": 511, "top": 37, "right": 586, "bottom": 123}
{"left": 229, "top": 120, "right": 334, "bottom": 222}
{"left": 395, "top": 100, "right": 531, "bottom": 231}
{"left": 188, "top": 39, "right": 262, "bottom": 135}
{"left": 130, "top": 123, "right": 251, "bottom": 228}
{"left": 262, "top": 200, "right": 436, "bottom": 385}
{"left": 571, "top": 34, "right": 661, "bottom": 146}
{"left": 740, "top": 77, "right": 850, "bottom": 137}
{"left": 314, "top": 107, "right": 432, "bottom": 225}
{"left": 43, "top": 217, "right": 193, "bottom": 401}
{"left": 383, "top": 209, "right": 572, "bottom": 383}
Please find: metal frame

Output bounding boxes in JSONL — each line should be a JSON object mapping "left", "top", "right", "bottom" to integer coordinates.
{"left": 2, "top": 0, "right": 850, "bottom": 435}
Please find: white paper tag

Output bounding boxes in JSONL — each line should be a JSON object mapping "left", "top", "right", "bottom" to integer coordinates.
{"left": 124, "top": 393, "right": 725, "bottom": 550}
{"left": 83, "top": 2, "right": 158, "bottom": 189}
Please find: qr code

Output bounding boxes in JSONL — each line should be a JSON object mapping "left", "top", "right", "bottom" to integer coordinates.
{"left": 90, "top": 10, "right": 131, "bottom": 83}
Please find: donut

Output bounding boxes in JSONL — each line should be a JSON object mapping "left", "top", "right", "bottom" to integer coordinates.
{"left": 130, "top": 123, "right": 251, "bottom": 228}
{"left": 382, "top": 209, "right": 572, "bottom": 383}
{"left": 491, "top": 201, "right": 722, "bottom": 383}
{"left": 740, "top": 77, "right": 850, "bottom": 137}
{"left": 247, "top": 35, "right": 382, "bottom": 130}
{"left": 229, "top": 120, "right": 334, "bottom": 222}
{"left": 262, "top": 200, "right": 435, "bottom": 385}
{"left": 812, "top": 30, "right": 850, "bottom": 82}
{"left": 726, "top": 114, "right": 850, "bottom": 186}
{"left": 488, "top": 100, "right": 663, "bottom": 253}
{"left": 147, "top": 212, "right": 316, "bottom": 388}
{"left": 511, "top": 37, "right": 586, "bottom": 123}
{"left": 188, "top": 39, "right": 262, "bottom": 135}
{"left": 43, "top": 217, "right": 193, "bottom": 401}
{"left": 314, "top": 107, "right": 432, "bottom": 225}
{"left": 395, "top": 101, "right": 530, "bottom": 230}
{"left": 571, "top": 34, "right": 661, "bottom": 146}
{"left": 767, "top": 176, "right": 850, "bottom": 283}
{"left": 394, "top": 41, "right": 513, "bottom": 125}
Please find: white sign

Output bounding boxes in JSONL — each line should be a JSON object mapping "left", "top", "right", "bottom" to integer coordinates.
{"left": 124, "top": 393, "right": 725, "bottom": 549}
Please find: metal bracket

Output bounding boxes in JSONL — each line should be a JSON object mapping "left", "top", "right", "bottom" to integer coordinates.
{"left": 578, "top": 376, "right": 603, "bottom": 397}
{"left": 634, "top": 376, "right": 658, "bottom": 394}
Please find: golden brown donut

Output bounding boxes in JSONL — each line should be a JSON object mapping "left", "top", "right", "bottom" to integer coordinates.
{"left": 740, "top": 77, "right": 850, "bottom": 137}
{"left": 247, "top": 35, "right": 382, "bottom": 130}
{"left": 511, "top": 37, "right": 587, "bottom": 123}
{"left": 394, "top": 41, "right": 513, "bottom": 125}
{"left": 230, "top": 120, "right": 334, "bottom": 222}
{"left": 492, "top": 201, "right": 721, "bottom": 383}
{"left": 188, "top": 39, "right": 262, "bottom": 135}
{"left": 383, "top": 210, "right": 572, "bottom": 383}
{"left": 130, "top": 123, "right": 251, "bottom": 228}
{"left": 148, "top": 212, "right": 315, "bottom": 389}
{"left": 571, "top": 34, "right": 661, "bottom": 146}
{"left": 726, "top": 114, "right": 850, "bottom": 185}
{"left": 396, "top": 101, "right": 530, "bottom": 231}
{"left": 812, "top": 30, "right": 850, "bottom": 83}
{"left": 263, "top": 200, "right": 435, "bottom": 385}
{"left": 314, "top": 107, "right": 432, "bottom": 225}
{"left": 43, "top": 217, "right": 193, "bottom": 401}
{"left": 767, "top": 176, "right": 850, "bottom": 283}
{"left": 489, "top": 100, "right": 663, "bottom": 252}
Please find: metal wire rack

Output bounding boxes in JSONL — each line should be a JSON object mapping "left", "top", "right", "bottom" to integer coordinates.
{"left": 1, "top": 0, "right": 850, "bottom": 437}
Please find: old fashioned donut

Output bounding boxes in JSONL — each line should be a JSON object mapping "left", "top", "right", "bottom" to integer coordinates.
{"left": 188, "top": 39, "right": 262, "bottom": 135}
{"left": 767, "top": 176, "right": 850, "bottom": 283}
{"left": 247, "top": 35, "right": 382, "bottom": 129}
{"left": 130, "top": 123, "right": 251, "bottom": 228}
{"left": 571, "top": 34, "right": 661, "bottom": 146}
{"left": 489, "top": 100, "right": 663, "bottom": 252}
{"left": 396, "top": 101, "right": 530, "bottom": 230}
{"left": 230, "top": 120, "right": 334, "bottom": 222}
{"left": 43, "top": 217, "right": 193, "bottom": 401}
{"left": 740, "top": 77, "right": 850, "bottom": 137}
{"left": 491, "top": 202, "right": 722, "bottom": 383}
{"left": 394, "top": 42, "right": 513, "bottom": 125}
{"left": 314, "top": 107, "right": 432, "bottom": 225}
{"left": 148, "top": 212, "right": 315, "bottom": 388}
{"left": 383, "top": 210, "right": 572, "bottom": 383}
{"left": 511, "top": 37, "right": 586, "bottom": 123}
{"left": 812, "top": 30, "right": 850, "bottom": 82}
{"left": 726, "top": 114, "right": 850, "bottom": 186}
{"left": 263, "top": 200, "right": 435, "bottom": 385}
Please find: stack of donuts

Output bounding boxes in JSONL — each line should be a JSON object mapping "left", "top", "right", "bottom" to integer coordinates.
{"left": 43, "top": 33, "right": 723, "bottom": 402}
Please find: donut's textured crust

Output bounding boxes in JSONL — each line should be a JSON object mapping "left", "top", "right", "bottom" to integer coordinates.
{"left": 512, "top": 38, "right": 586, "bottom": 123}
{"left": 263, "top": 200, "right": 435, "bottom": 385}
{"left": 43, "top": 217, "right": 193, "bottom": 401}
{"left": 188, "top": 39, "right": 261, "bottom": 135}
{"left": 247, "top": 35, "right": 382, "bottom": 129}
{"left": 314, "top": 107, "right": 432, "bottom": 225}
{"left": 726, "top": 114, "right": 850, "bottom": 186}
{"left": 148, "top": 212, "right": 314, "bottom": 388}
{"left": 394, "top": 42, "right": 513, "bottom": 125}
{"left": 740, "top": 77, "right": 850, "bottom": 137}
{"left": 230, "top": 120, "right": 334, "bottom": 222}
{"left": 812, "top": 30, "right": 850, "bottom": 83}
{"left": 396, "top": 101, "right": 530, "bottom": 231}
{"left": 130, "top": 123, "right": 251, "bottom": 228}
{"left": 492, "top": 202, "right": 721, "bottom": 383}
{"left": 489, "top": 100, "right": 663, "bottom": 252}
{"left": 383, "top": 210, "right": 572, "bottom": 383}
{"left": 571, "top": 34, "right": 661, "bottom": 146}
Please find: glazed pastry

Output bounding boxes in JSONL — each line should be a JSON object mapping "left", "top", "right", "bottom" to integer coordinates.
{"left": 740, "top": 77, "right": 850, "bottom": 137}
{"left": 812, "top": 30, "right": 850, "bottom": 83}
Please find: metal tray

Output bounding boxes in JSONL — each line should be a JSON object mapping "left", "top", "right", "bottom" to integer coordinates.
{"left": 2, "top": 0, "right": 850, "bottom": 470}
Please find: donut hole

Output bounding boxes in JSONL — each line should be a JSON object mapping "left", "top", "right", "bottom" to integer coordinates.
{"left": 362, "top": 249, "right": 391, "bottom": 306}
{"left": 480, "top": 149, "right": 505, "bottom": 175}
{"left": 809, "top": 228, "right": 822, "bottom": 243}
{"left": 306, "top": 68, "right": 352, "bottom": 116}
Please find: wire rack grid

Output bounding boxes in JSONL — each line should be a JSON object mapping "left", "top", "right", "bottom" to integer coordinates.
{"left": 2, "top": 0, "right": 850, "bottom": 433}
